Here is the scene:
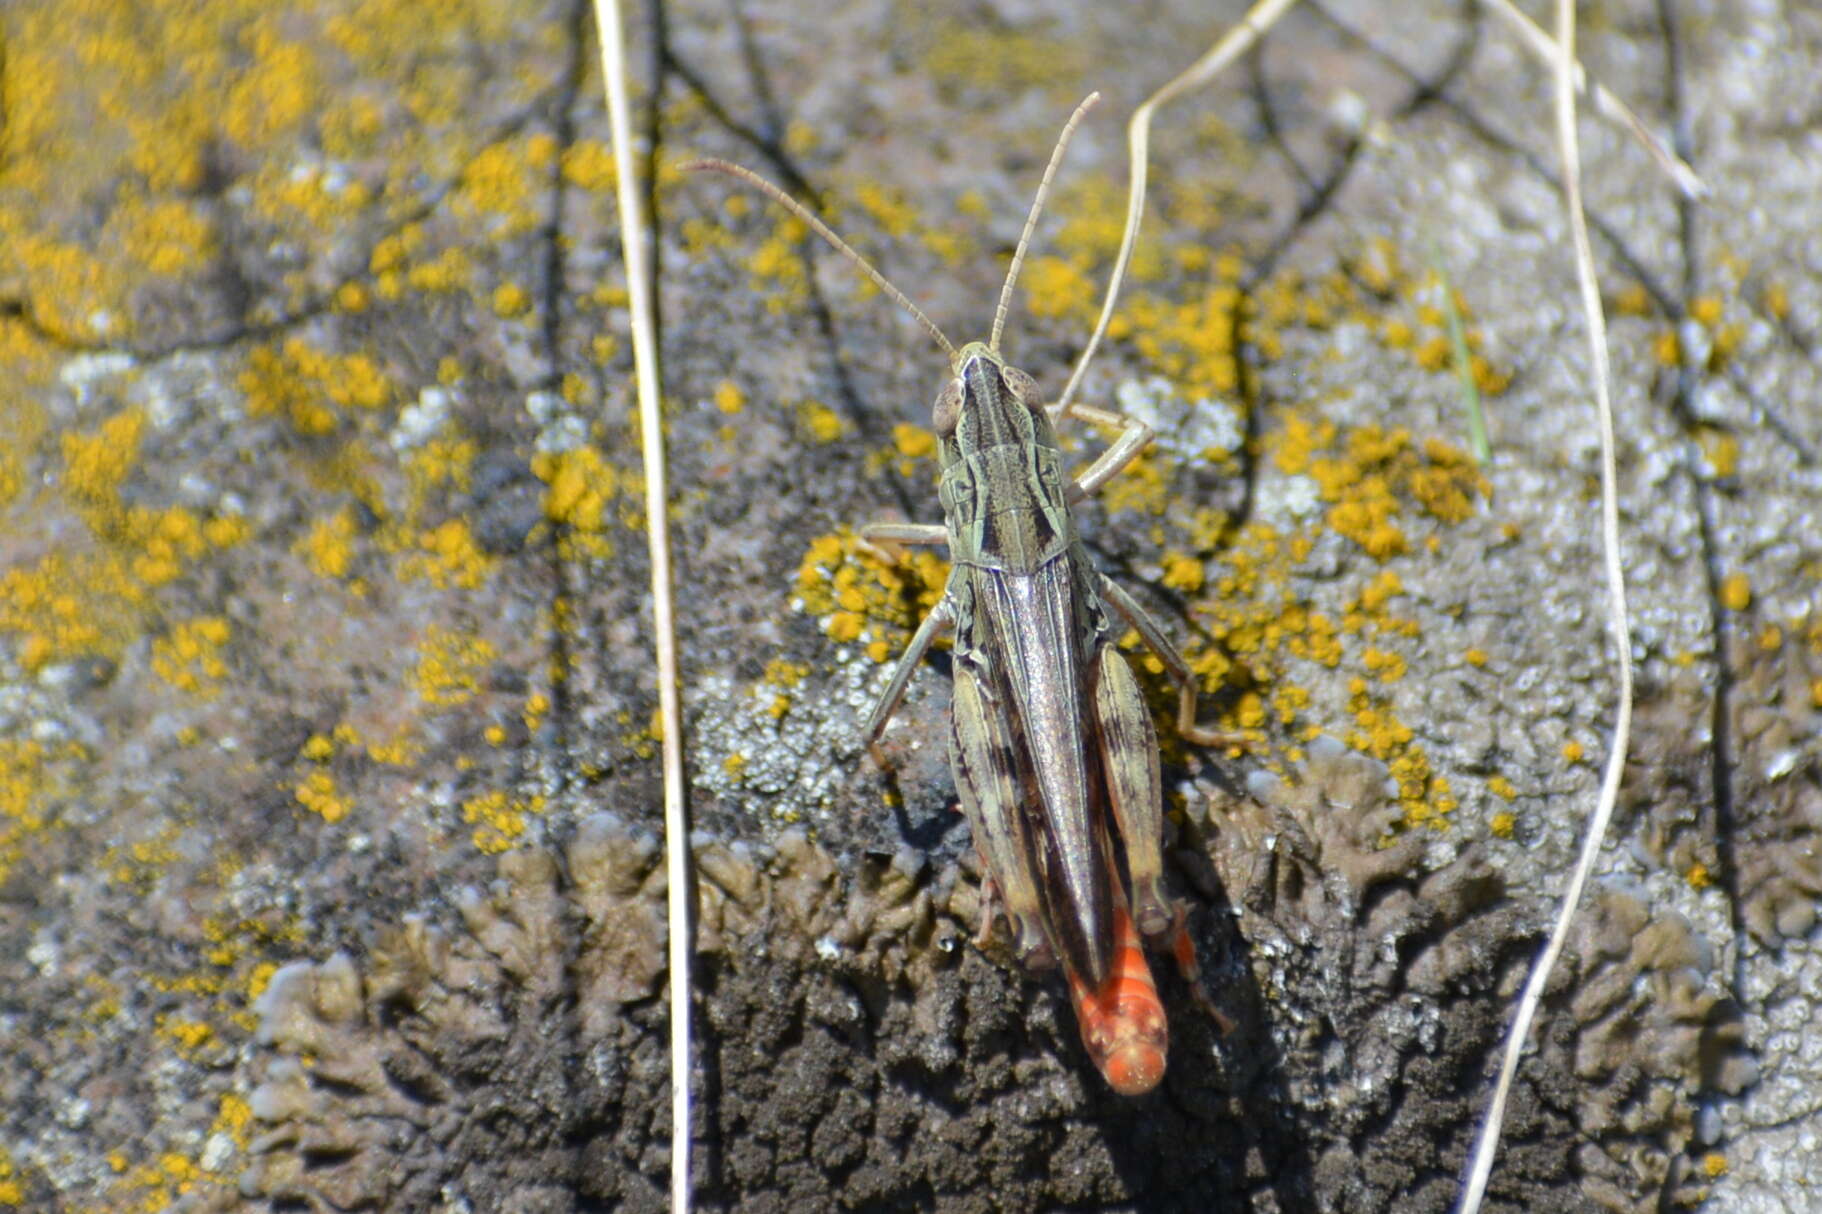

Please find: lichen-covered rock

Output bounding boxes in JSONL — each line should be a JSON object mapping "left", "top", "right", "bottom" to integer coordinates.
{"left": 1199, "top": 739, "right": 1554, "bottom": 1211}
{"left": 4, "top": 0, "right": 1814, "bottom": 1209}
{"left": 233, "top": 808, "right": 1304, "bottom": 1211}
{"left": 234, "top": 813, "right": 1022, "bottom": 1211}
{"left": 231, "top": 718, "right": 1767, "bottom": 1214}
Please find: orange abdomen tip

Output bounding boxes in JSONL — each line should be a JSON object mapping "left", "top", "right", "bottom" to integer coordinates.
{"left": 1067, "top": 900, "right": 1170, "bottom": 1095}
{"left": 1101, "top": 1039, "right": 1167, "bottom": 1096}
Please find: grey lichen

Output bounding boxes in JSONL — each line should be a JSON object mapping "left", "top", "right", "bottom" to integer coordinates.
{"left": 1198, "top": 738, "right": 1542, "bottom": 1209}
{"left": 1552, "top": 887, "right": 1750, "bottom": 1210}
{"left": 1199, "top": 734, "right": 1749, "bottom": 1212}
{"left": 1729, "top": 634, "right": 1822, "bottom": 946}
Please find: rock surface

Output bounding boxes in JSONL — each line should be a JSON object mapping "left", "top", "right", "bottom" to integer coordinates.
{"left": 0, "top": 0, "right": 1816, "bottom": 1210}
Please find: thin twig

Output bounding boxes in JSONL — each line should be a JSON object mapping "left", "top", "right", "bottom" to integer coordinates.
{"left": 1060, "top": 0, "right": 1701, "bottom": 414}
{"left": 1057, "top": 0, "right": 1300, "bottom": 412}
{"left": 1480, "top": 0, "right": 1706, "bottom": 199}
{"left": 593, "top": 1, "right": 692, "bottom": 1210}
{"left": 1456, "top": 1, "right": 1634, "bottom": 1206}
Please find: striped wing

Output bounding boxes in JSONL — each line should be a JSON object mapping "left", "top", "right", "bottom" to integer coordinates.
{"left": 966, "top": 555, "right": 1113, "bottom": 988}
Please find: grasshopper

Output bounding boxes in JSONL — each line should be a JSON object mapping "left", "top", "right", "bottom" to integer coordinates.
{"left": 687, "top": 94, "right": 1237, "bottom": 1095}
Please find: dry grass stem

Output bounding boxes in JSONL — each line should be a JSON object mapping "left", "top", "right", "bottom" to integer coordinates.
{"left": 1060, "top": 0, "right": 1695, "bottom": 414}
{"left": 593, "top": 1, "right": 693, "bottom": 1209}
{"left": 1455, "top": 0, "right": 1635, "bottom": 1206}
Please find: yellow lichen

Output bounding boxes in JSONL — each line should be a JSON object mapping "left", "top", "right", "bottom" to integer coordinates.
{"left": 222, "top": 25, "right": 319, "bottom": 148}
{"left": 294, "top": 769, "right": 350, "bottom": 824}
{"left": 1613, "top": 283, "right": 1652, "bottom": 316}
{"left": 456, "top": 134, "right": 557, "bottom": 238}
{"left": 745, "top": 214, "right": 809, "bottom": 311}
{"left": 240, "top": 339, "right": 392, "bottom": 435}
{"left": 893, "top": 422, "right": 936, "bottom": 461}
{"left": 151, "top": 616, "right": 231, "bottom": 697}
{"left": 561, "top": 139, "right": 616, "bottom": 192}
{"left": 851, "top": 181, "right": 917, "bottom": 238}
{"left": 1763, "top": 282, "right": 1788, "bottom": 321}
{"left": 762, "top": 658, "right": 810, "bottom": 688}
{"left": 402, "top": 245, "right": 473, "bottom": 295}
{"left": 1083, "top": 442, "right": 1164, "bottom": 516}
{"left": 414, "top": 627, "right": 496, "bottom": 706}
{"left": 0, "top": 1144, "right": 21, "bottom": 1205}
{"left": 534, "top": 445, "right": 617, "bottom": 531}
{"left": 0, "top": 552, "right": 144, "bottom": 670}
{"left": 795, "top": 528, "right": 948, "bottom": 650}
{"left": 366, "top": 729, "right": 420, "bottom": 766}
{"left": 407, "top": 433, "right": 478, "bottom": 501}
{"left": 492, "top": 282, "right": 532, "bottom": 318}
{"left": 1160, "top": 551, "right": 1205, "bottom": 593}
{"left": 1696, "top": 426, "right": 1740, "bottom": 478}
{"left": 1022, "top": 255, "right": 1097, "bottom": 321}
{"left": 62, "top": 408, "right": 145, "bottom": 504}
{"left": 296, "top": 507, "right": 359, "bottom": 579}
{"left": 1361, "top": 646, "right": 1406, "bottom": 682}
{"left": 461, "top": 790, "right": 545, "bottom": 853}
{"left": 1689, "top": 295, "right": 1724, "bottom": 327}
{"left": 157, "top": 1015, "right": 214, "bottom": 1054}
{"left": 1301, "top": 424, "right": 1488, "bottom": 559}
{"left": 921, "top": 25, "right": 1086, "bottom": 95}
{"left": 799, "top": 400, "right": 847, "bottom": 444}
{"left": 401, "top": 518, "right": 494, "bottom": 590}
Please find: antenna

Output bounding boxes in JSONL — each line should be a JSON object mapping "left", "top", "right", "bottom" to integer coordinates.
{"left": 990, "top": 91, "right": 1100, "bottom": 354}
{"left": 684, "top": 159, "right": 957, "bottom": 360}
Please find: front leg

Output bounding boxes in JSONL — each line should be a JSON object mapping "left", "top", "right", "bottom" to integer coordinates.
{"left": 862, "top": 595, "right": 954, "bottom": 745}
{"left": 858, "top": 521, "right": 950, "bottom": 547}
{"left": 857, "top": 520, "right": 948, "bottom": 566}
{"left": 1053, "top": 401, "right": 1154, "bottom": 506}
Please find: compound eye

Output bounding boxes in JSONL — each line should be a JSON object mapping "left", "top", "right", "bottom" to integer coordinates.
{"left": 932, "top": 378, "right": 963, "bottom": 436}
{"left": 1001, "top": 365, "right": 1044, "bottom": 411}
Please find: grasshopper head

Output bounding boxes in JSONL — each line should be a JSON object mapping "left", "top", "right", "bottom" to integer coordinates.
{"left": 932, "top": 342, "right": 1045, "bottom": 440}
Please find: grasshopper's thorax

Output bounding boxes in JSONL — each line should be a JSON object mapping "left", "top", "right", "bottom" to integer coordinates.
{"left": 934, "top": 342, "right": 1072, "bottom": 574}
